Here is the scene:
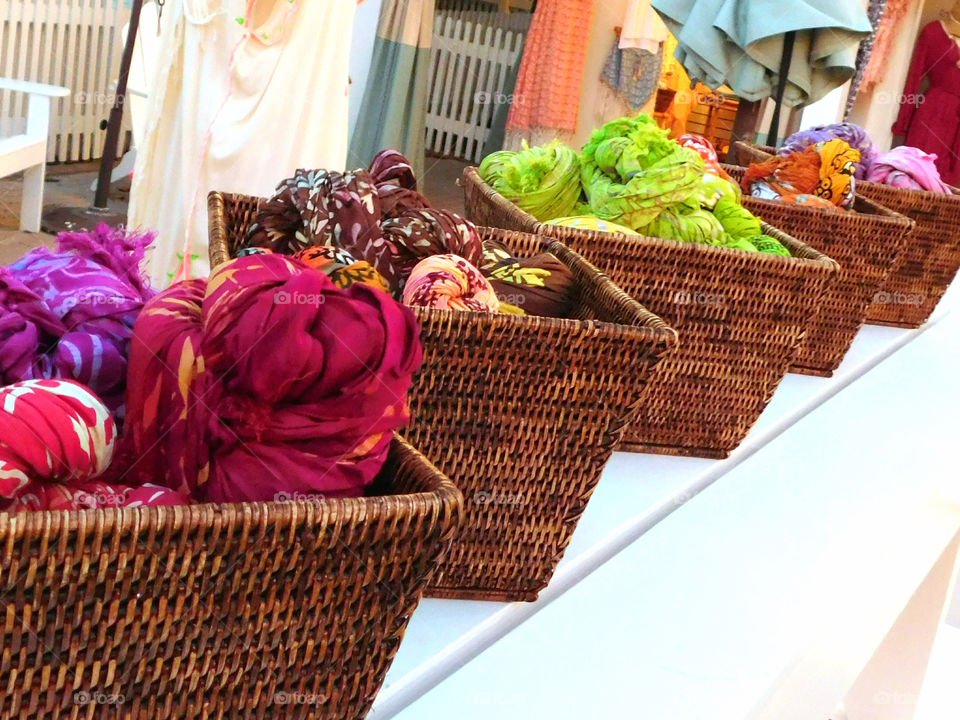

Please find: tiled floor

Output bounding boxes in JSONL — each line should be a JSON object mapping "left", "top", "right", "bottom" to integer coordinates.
{"left": 421, "top": 156, "right": 469, "bottom": 215}
{"left": 0, "top": 156, "right": 468, "bottom": 266}
{"left": 0, "top": 166, "right": 129, "bottom": 264}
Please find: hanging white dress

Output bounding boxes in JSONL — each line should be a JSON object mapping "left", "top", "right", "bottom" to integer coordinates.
{"left": 129, "top": 0, "right": 357, "bottom": 287}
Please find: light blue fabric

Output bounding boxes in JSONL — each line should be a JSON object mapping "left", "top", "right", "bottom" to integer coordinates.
{"left": 652, "top": 0, "right": 871, "bottom": 106}
{"left": 348, "top": 38, "right": 432, "bottom": 178}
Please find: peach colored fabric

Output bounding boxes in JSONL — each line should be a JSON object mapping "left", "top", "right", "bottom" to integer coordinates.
{"left": 506, "top": 0, "right": 595, "bottom": 134}
{"left": 862, "top": 0, "right": 912, "bottom": 91}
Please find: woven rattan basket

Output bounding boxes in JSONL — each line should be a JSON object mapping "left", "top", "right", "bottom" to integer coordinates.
{"left": 0, "top": 437, "right": 461, "bottom": 720}
{"left": 209, "top": 191, "right": 677, "bottom": 602}
{"left": 734, "top": 142, "right": 960, "bottom": 328}
{"left": 462, "top": 166, "right": 838, "bottom": 458}
{"left": 723, "top": 153, "right": 914, "bottom": 376}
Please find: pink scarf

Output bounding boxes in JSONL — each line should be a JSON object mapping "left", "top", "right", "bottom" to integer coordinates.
{"left": 866, "top": 146, "right": 952, "bottom": 194}
{"left": 0, "top": 378, "right": 186, "bottom": 512}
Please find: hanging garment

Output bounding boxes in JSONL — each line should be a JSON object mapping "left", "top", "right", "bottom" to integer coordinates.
{"left": 620, "top": 0, "right": 669, "bottom": 52}
{"left": 348, "top": 0, "right": 435, "bottom": 179}
{"left": 658, "top": 32, "right": 695, "bottom": 137}
{"left": 129, "top": 0, "right": 357, "bottom": 288}
{"left": 651, "top": 0, "right": 871, "bottom": 107}
{"left": 506, "top": 0, "right": 596, "bottom": 135}
{"left": 892, "top": 22, "right": 960, "bottom": 187}
{"left": 860, "top": 0, "right": 912, "bottom": 94}
{"left": 601, "top": 43, "right": 664, "bottom": 112}
{"left": 844, "top": 0, "right": 887, "bottom": 117}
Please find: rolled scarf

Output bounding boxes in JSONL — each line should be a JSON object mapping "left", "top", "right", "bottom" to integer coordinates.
{"left": 0, "top": 378, "right": 186, "bottom": 512}
{"left": 369, "top": 149, "right": 432, "bottom": 217}
{"left": 118, "top": 279, "right": 206, "bottom": 493}
{"left": 381, "top": 208, "right": 485, "bottom": 290}
{"left": 546, "top": 216, "right": 639, "bottom": 235}
{"left": 123, "top": 254, "right": 422, "bottom": 503}
{"left": 0, "top": 225, "right": 155, "bottom": 420}
{"left": 677, "top": 133, "right": 733, "bottom": 181}
{"left": 638, "top": 201, "right": 726, "bottom": 245}
{"left": 480, "top": 240, "right": 575, "bottom": 317}
{"left": 4, "top": 481, "right": 187, "bottom": 512}
{"left": 580, "top": 115, "right": 705, "bottom": 229}
{"left": 244, "top": 157, "right": 482, "bottom": 294}
{"left": 479, "top": 140, "right": 582, "bottom": 222}
{"left": 751, "top": 235, "right": 791, "bottom": 256}
{"left": 779, "top": 122, "right": 878, "bottom": 179}
{"left": 694, "top": 172, "right": 742, "bottom": 211}
{"left": 772, "top": 194, "right": 836, "bottom": 209}
{"left": 722, "top": 236, "right": 759, "bottom": 252}
{"left": 294, "top": 246, "right": 391, "bottom": 293}
{"left": 403, "top": 254, "right": 500, "bottom": 313}
{"left": 865, "top": 146, "right": 952, "bottom": 194}
{"left": 713, "top": 195, "right": 762, "bottom": 239}
{"left": 743, "top": 139, "right": 860, "bottom": 209}
{"left": 242, "top": 167, "right": 384, "bottom": 263}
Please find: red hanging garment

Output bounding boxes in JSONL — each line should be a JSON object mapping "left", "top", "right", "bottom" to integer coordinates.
{"left": 893, "top": 21, "right": 960, "bottom": 186}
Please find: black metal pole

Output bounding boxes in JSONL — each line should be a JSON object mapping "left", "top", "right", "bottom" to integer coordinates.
{"left": 767, "top": 30, "right": 796, "bottom": 147}
{"left": 92, "top": 0, "right": 144, "bottom": 210}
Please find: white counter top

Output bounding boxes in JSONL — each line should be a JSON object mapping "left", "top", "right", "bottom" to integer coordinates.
{"left": 371, "top": 293, "right": 960, "bottom": 720}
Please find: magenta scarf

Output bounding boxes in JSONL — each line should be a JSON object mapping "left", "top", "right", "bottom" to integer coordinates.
{"left": 865, "top": 146, "right": 952, "bottom": 194}
{"left": 122, "top": 254, "right": 422, "bottom": 503}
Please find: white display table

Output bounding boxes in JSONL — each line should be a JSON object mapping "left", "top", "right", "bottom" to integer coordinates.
{"left": 370, "top": 290, "right": 960, "bottom": 720}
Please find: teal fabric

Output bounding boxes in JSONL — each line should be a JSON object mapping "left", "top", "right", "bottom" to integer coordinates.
{"left": 652, "top": 0, "right": 871, "bottom": 106}
{"left": 348, "top": 39, "right": 432, "bottom": 179}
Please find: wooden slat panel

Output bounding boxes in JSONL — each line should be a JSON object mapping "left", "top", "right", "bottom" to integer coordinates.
{"left": 425, "top": 7, "right": 531, "bottom": 163}
{"left": 0, "top": 0, "right": 130, "bottom": 163}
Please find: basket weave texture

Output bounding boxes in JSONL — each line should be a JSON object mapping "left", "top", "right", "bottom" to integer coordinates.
{"left": 0, "top": 437, "right": 462, "bottom": 720}
{"left": 209, "top": 191, "right": 678, "bottom": 602}
{"left": 724, "top": 152, "right": 914, "bottom": 376}
{"left": 461, "top": 166, "right": 839, "bottom": 458}
{"left": 734, "top": 141, "right": 960, "bottom": 328}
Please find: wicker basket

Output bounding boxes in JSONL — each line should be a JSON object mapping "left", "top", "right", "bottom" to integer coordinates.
{"left": 209, "top": 191, "right": 677, "bottom": 602}
{"left": 0, "top": 437, "right": 461, "bottom": 720}
{"left": 734, "top": 142, "right": 960, "bottom": 328}
{"left": 722, "top": 153, "right": 914, "bottom": 376}
{"left": 462, "top": 166, "right": 838, "bottom": 458}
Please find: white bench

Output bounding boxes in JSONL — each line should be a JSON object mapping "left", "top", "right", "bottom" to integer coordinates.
{"left": 0, "top": 78, "right": 70, "bottom": 232}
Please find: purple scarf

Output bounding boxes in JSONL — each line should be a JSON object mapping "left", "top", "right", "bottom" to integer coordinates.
{"left": 0, "top": 225, "right": 155, "bottom": 420}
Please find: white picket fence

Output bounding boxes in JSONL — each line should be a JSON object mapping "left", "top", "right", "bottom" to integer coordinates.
{"left": 425, "top": 9, "right": 530, "bottom": 163}
{"left": 0, "top": 0, "right": 130, "bottom": 163}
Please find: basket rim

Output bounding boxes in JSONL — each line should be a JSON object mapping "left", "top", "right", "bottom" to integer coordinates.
{"left": 720, "top": 161, "right": 916, "bottom": 228}
{"left": 732, "top": 140, "right": 960, "bottom": 202}
{"left": 462, "top": 166, "right": 839, "bottom": 272}
{"left": 411, "top": 303, "right": 676, "bottom": 343}
{"left": 0, "top": 436, "right": 462, "bottom": 535}
{"left": 207, "top": 191, "right": 680, "bottom": 348}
